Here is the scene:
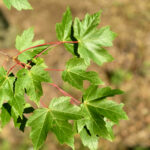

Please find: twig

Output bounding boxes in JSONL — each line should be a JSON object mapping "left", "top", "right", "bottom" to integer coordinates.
{"left": 15, "top": 41, "right": 78, "bottom": 58}
{"left": 7, "top": 63, "right": 18, "bottom": 75}
{"left": 40, "top": 99, "right": 48, "bottom": 108}
{"left": 49, "top": 83, "right": 81, "bottom": 105}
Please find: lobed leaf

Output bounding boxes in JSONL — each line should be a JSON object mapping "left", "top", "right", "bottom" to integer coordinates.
{"left": 15, "top": 28, "right": 49, "bottom": 63}
{"left": 82, "top": 86, "right": 128, "bottom": 124}
{"left": 15, "top": 65, "right": 51, "bottom": 104}
{"left": 74, "top": 11, "right": 116, "bottom": 65}
{"left": 56, "top": 7, "right": 76, "bottom": 55}
{"left": 27, "top": 96, "right": 82, "bottom": 149}
{"left": 27, "top": 108, "right": 51, "bottom": 150}
{"left": 62, "top": 58, "right": 103, "bottom": 89}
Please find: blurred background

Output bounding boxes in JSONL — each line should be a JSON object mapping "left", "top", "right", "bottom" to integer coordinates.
{"left": 0, "top": 0, "right": 150, "bottom": 150}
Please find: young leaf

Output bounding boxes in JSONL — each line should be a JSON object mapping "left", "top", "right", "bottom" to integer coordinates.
{"left": 15, "top": 28, "right": 49, "bottom": 63}
{"left": 15, "top": 65, "right": 51, "bottom": 104}
{"left": 56, "top": 7, "right": 72, "bottom": 42}
{"left": 74, "top": 11, "right": 116, "bottom": 65}
{"left": 62, "top": 58, "right": 103, "bottom": 89}
{"left": 56, "top": 7, "right": 75, "bottom": 55}
{"left": 3, "top": 0, "right": 32, "bottom": 11}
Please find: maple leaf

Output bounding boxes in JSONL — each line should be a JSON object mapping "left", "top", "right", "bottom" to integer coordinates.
{"left": 0, "top": 68, "right": 25, "bottom": 119}
{"left": 56, "top": 7, "right": 76, "bottom": 55}
{"left": 62, "top": 58, "right": 103, "bottom": 89}
{"left": 27, "top": 96, "right": 82, "bottom": 150}
{"left": 3, "top": 0, "right": 32, "bottom": 11}
{"left": 82, "top": 86, "right": 128, "bottom": 124}
{"left": 74, "top": 11, "right": 116, "bottom": 65}
{"left": 15, "top": 27, "right": 50, "bottom": 63}
{"left": 15, "top": 65, "right": 51, "bottom": 104}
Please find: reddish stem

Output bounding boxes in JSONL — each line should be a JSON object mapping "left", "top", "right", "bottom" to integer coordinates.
{"left": 40, "top": 99, "right": 48, "bottom": 108}
{"left": 49, "top": 83, "right": 81, "bottom": 105}
{"left": 7, "top": 40, "right": 78, "bottom": 74}
{"left": 34, "top": 46, "right": 51, "bottom": 59}
{"left": 15, "top": 41, "right": 78, "bottom": 57}
{"left": 7, "top": 63, "right": 18, "bottom": 75}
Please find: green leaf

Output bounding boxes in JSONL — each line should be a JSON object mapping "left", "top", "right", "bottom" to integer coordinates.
{"left": 0, "top": 67, "right": 25, "bottom": 116}
{"left": 49, "top": 96, "right": 82, "bottom": 120}
{"left": 3, "top": 0, "right": 11, "bottom": 9}
{"left": 0, "top": 67, "right": 15, "bottom": 107}
{"left": 16, "top": 27, "right": 34, "bottom": 51}
{"left": 81, "top": 110, "right": 110, "bottom": 139}
{"left": 105, "top": 120, "right": 115, "bottom": 141}
{"left": 10, "top": 94, "right": 25, "bottom": 117}
{"left": 56, "top": 7, "right": 75, "bottom": 55}
{"left": 27, "top": 96, "right": 81, "bottom": 149}
{"left": 83, "top": 86, "right": 128, "bottom": 124}
{"left": 77, "top": 120, "right": 99, "bottom": 150}
{"left": 51, "top": 120, "right": 75, "bottom": 149}
{"left": 15, "top": 28, "right": 49, "bottom": 63}
{"left": 27, "top": 108, "right": 51, "bottom": 150}
{"left": 56, "top": 7, "right": 72, "bottom": 42}
{"left": 62, "top": 58, "right": 103, "bottom": 89}
{"left": 1, "top": 103, "right": 11, "bottom": 128}
{"left": 83, "top": 85, "right": 124, "bottom": 102}
{"left": 86, "top": 99, "right": 128, "bottom": 124}
{"left": 74, "top": 11, "right": 116, "bottom": 65}
{"left": 15, "top": 65, "right": 51, "bottom": 104}
{"left": 11, "top": 106, "right": 23, "bottom": 128}
{"left": 3, "top": 0, "right": 32, "bottom": 11}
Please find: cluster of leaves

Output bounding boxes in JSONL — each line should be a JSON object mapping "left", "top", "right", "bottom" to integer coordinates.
{"left": 0, "top": 4, "right": 128, "bottom": 150}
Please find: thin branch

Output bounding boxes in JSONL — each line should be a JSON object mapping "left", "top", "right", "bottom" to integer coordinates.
{"left": 40, "top": 99, "right": 48, "bottom": 108}
{"left": 34, "top": 46, "right": 51, "bottom": 59}
{"left": 15, "top": 41, "right": 78, "bottom": 58}
{"left": 49, "top": 83, "right": 81, "bottom": 105}
{"left": 7, "top": 63, "right": 18, "bottom": 75}
{"left": 6, "top": 40, "right": 78, "bottom": 76}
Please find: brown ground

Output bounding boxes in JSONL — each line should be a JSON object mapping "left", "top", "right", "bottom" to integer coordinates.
{"left": 0, "top": 0, "right": 150, "bottom": 150}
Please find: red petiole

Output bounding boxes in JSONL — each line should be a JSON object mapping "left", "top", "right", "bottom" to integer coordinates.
{"left": 15, "top": 41, "right": 78, "bottom": 58}
{"left": 49, "top": 83, "right": 81, "bottom": 105}
{"left": 7, "top": 40, "right": 78, "bottom": 75}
